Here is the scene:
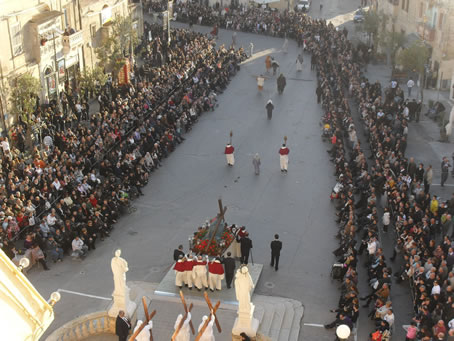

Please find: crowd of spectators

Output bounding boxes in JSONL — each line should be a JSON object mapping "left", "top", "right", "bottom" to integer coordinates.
{"left": 306, "top": 10, "right": 454, "bottom": 341}
{"left": 0, "top": 23, "right": 246, "bottom": 271}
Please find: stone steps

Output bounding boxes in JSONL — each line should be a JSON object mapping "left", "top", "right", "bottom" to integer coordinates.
{"left": 253, "top": 295, "right": 304, "bottom": 341}
{"left": 289, "top": 301, "right": 304, "bottom": 341}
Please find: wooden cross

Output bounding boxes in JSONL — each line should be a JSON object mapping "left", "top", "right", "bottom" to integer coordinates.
{"left": 203, "top": 198, "right": 227, "bottom": 253}
{"left": 128, "top": 297, "right": 156, "bottom": 341}
{"left": 194, "top": 300, "right": 221, "bottom": 341}
{"left": 204, "top": 291, "right": 222, "bottom": 333}
{"left": 171, "top": 302, "right": 193, "bottom": 341}
{"left": 179, "top": 290, "right": 196, "bottom": 335}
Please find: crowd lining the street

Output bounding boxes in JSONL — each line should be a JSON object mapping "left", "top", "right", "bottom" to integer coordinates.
{"left": 0, "top": 22, "right": 246, "bottom": 271}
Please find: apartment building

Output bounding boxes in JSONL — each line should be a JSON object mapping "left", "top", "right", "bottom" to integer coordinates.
{"left": 0, "top": 0, "right": 143, "bottom": 127}
{"left": 378, "top": 0, "right": 454, "bottom": 91}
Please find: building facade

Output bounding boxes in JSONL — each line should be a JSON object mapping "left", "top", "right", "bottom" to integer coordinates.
{"left": 378, "top": 0, "right": 454, "bottom": 91}
{"left": 0, "top": 0, "right": 143, "bottom": 129}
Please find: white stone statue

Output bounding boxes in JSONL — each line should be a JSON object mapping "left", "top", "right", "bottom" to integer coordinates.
{"left": 112, "top": 249, "right": 129, "bottom": 296}
{"left": 134, "top": 320, "right": 153, "bottom": 341}
{"left": 108, "top": 249, "right": 136, "bottom": 317}
{"left": 232, "top": 266, "right": 259, "bottom": 338}
{"left": 174, "top": 312, "right": 191, "bottom": 341}
{"left": 234, "top": 266, "right": 254, "bottom": 314}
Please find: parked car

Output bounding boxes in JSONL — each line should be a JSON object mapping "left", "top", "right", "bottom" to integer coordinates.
{"left": 296, "top": 0, "right": 311, "bottom": 12}
{"left": 353, "top": 9, "right": 365, "bottom": 23}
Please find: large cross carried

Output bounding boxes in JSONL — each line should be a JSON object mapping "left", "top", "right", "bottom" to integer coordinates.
{"left": 128, "top": 297, "right": 156, "bottom": 341}
{"left": 171, "top": 290, "right": 196, "bottom": 341}
{"left": 203, "top": 198, "right": 227, "bottom": 253}
{"left": 194, "top": 293, "right": 222, "bottom": 341}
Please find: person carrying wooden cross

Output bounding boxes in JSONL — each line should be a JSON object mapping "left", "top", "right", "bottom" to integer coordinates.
{"left": 173, "top": 312, "right": 191, "bottom": 341}
{"left": 197, "top": 314, "right": 215, "bottom": 341}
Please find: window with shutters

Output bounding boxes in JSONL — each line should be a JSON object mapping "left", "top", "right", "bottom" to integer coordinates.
{"left": 10, "top": 22, "right": 23, "bottom": 56}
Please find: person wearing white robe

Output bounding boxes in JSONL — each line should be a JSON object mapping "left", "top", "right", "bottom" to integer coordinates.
{"left": 174, "top": 312, "right": 191, "bottom": 341}
{"left": 208, "top": 259, "right": 225, "bottom": 291}
{"left": 133, "top": 320, "right": 153, "bottom": 341}
{"left": 197, "top": 315, "right": 215, "bottom": 341}
{"left": 192, "top": 255, "right": 208, "bottom": 291}
{"left": 174, "top": 256, "right": 186, "bottom": 288}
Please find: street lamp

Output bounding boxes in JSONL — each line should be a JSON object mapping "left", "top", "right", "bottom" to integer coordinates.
{"left": 336, "top": 324, "right": 351, "bottom": 341}
{"left": 17, "top": 257, "right": 30, "bottom": 272}
{"left": 48, "top": 291, "right": 61, "bottom": 307}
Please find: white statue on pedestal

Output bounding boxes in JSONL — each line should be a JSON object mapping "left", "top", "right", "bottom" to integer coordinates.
{"left": 108, "top": 249, "right": 136, "bottom": 317}
{"left": 112, "top": 249, "right": 128, "bottom": 296}
{"left": 232, "top": 266, "right": 259, "bottom": 338}
{"left": 235, "top": 266, "right": 254, "bottom": 314}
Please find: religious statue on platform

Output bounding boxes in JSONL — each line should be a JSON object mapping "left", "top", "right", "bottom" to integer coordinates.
{"left": 112, "top": 249, "right": 129, "bottom": 296}
{"left": 234, "top": 266, "right": 254, "bottom": 314}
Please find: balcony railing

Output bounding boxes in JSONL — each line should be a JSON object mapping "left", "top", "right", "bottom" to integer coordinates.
{"left": 62, "top": 30, "right": 84, "bottom": 54}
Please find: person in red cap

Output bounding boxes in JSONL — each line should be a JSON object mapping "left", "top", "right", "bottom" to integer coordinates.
{"left": 225, "top": 143, "right": 235, "bottom": 166}
{"left": 279, "top": 144, "right": 290, "bottom": 172}
{"left": 208, "top": 257, "right": 225, "bottom": 291}
{"left": 174, "top": 255, "right": 186, "bottom": 289}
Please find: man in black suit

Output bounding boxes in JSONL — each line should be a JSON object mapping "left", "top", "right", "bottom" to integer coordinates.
{"left": 173, "top": 245, "right": 185, "bottom": 262}
{"left": 270, "top": 234, "right": 282, "bottom": 271}
{"left": 222, "top": 251, "right": 236, "bottom": 288}
{"left": 240, "top": 232, "right": 253, "bottom": 264}
{"left": 115, "top": 310, "right": 131, "bottom": 341}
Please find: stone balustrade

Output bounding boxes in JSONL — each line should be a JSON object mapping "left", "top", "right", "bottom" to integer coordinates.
{"left": 46, "top": 311, "right": 116, "bottom": 341}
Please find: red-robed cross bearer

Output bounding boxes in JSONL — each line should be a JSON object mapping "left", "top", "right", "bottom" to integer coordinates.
{"left": 208, "top": 257, "right": 225, "bottom": 291}
{"left": 279, "top": 144, "right": 290, "bottom": 172}
{"left": 225, "top": 143, "right": 235, "bottom": 166}
{"left": 174, "top": 255, "right": 186, "bottom": 289}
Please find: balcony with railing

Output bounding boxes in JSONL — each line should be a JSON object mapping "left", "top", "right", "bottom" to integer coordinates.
{"left": 62, "top": 30, "right": 84, "bottom": 54}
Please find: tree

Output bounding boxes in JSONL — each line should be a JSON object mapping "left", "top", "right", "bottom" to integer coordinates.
{"left": 10, "top": 73, "right": 40, "bottom": 124}
{"left": 362, "top": 10, "right": 380, "bottom": 46}
{"left": 397, "top": 41, "right": 431, "bottom": 101}
{"left": 77, "top": 66, "right": 108, "bottom": 98}
{"left": 95, "top": 15, "right": 139, "bottom": 80}
{"left": 378, "top": 30, "right": 407, "bottom": 67}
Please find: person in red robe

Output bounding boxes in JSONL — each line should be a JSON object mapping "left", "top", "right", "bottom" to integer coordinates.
{"left": 225, "top": 143, "right": 235, "bottom": 166}
{"left": 184, "top": 254, "right": 194, "bottom": 290}
{"left": 208, "top": 257, "right": 225, "bottom": 291}
{"left": 174, "top": 255, "right": 186, "bottom": 289}
{"left": 279, "top": 144, "right": 290, "bottom": 172}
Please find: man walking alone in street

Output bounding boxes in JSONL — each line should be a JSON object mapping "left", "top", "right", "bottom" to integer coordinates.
{"left": 270, "top": 234, "right": 282, "bottom": 271}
